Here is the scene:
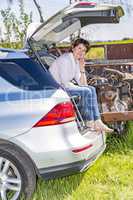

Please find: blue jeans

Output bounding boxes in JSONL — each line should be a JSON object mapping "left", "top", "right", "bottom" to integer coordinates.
{"left": 67, "top": 86, "right": 100, "bottom": 121}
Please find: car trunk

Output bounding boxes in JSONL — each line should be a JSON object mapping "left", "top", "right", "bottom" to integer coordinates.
{"left": 25, "top": 1, "right": 124, "bottom": 131}
{"left": 26, "top": 1, "right": 124, "bottom": 46}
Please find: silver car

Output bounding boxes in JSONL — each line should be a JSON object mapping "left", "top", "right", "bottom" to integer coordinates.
{"left": 0, "top": 2, "right": 124, "bottom": 200}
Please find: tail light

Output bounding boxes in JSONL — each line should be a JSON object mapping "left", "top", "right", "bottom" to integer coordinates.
{"left": 75, "top": 2, "right": 96, "bottom": 8}
{"left": 33, "top": 102, "right": 76, "bottom": 127}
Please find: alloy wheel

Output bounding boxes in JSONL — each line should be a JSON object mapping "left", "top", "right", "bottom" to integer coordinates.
{"left": 0, "top": 157, "right": 21, "bottom": 200}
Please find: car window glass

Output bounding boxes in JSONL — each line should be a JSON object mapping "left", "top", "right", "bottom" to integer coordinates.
{"left": 0, "top": 59, "right": 59, "bottom": 90}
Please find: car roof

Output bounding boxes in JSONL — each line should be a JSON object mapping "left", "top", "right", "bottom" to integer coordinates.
{"left": 0, "top": 48, "right": 29, "bottom": 60}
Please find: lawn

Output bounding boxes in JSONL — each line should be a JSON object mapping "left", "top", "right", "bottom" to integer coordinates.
{"left": 31, "top": 122, "right": 133, "bottom": 200}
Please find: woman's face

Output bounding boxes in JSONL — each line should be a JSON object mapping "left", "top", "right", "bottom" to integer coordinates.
{"left": 72, "top": 43, "right": 87, "bottom": 61}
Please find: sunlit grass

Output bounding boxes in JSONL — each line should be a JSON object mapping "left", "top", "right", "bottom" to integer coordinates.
{"left": 30, "top": 122, "right": 133, "bottom": 200}
{"left": 95, "top": 39, "right": 133, "bottom": 45}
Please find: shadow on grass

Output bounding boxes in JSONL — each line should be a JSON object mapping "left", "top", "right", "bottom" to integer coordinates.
{"left": 33, "top": 172, "right": 85, "bottom": 200}
{"left": 105, "top": 121, "right": 133, "bottom": 154}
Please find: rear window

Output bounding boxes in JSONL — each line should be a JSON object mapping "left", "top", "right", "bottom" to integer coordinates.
{"left": 0, "top": 58, "right": 59, "bottom": 90}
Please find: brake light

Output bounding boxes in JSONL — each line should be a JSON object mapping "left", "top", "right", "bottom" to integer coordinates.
{"left": 33, "top": 102, "right": 76, "bottom": 127}
{"left": 75, "top": 2, "right": 96, "bottom": 8}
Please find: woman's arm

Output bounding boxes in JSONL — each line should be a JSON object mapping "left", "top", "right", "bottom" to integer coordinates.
{"left": 79, "top": 58, "right": 88, "bottom": 86}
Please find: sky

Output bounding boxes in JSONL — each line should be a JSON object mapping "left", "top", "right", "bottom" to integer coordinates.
{"left": 0, "top": 0, "right": 69, "bottom": 21}
{"left": 0, "top": 0, "right": 133, "bottom": 41}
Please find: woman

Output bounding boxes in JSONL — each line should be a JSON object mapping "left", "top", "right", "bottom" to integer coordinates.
{"left": 49, "top": 38, "right": 113, "bottom": 133}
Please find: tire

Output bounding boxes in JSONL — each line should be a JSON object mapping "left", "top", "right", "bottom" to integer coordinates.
{"left": 0, "top": 141, "right": 36, "bottom": 200}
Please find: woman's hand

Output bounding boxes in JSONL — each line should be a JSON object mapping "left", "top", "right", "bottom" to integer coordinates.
{"left": 79, "top": 57, "right": 85, "bottom": 71}
{"left": 79, "top": 58, "right": 87, "bottom": 86}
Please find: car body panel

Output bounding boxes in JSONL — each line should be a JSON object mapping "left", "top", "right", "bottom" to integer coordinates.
{"left": 0, "top": 49, "right": 29, "bottom": 59}
{"left": 10, "top": 121, "right": 105, "bottom": 169}
{"left": 0, "top": 87, "right": 69, "bottom": 138}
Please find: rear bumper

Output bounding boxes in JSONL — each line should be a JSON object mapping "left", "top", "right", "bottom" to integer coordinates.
{"left": 39, "top": 144, "right": 106, "bottom": 180}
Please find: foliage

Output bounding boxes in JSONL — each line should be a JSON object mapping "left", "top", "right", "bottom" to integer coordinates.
{"left": 0, "top": 0, "right": 32, "bottom": 48}
{"left": 95, "top": 39, "right": 133, "bottom": 45}
{"left": 85, "top": 47, "right": 105, "bottom": 60}
{"left": 0, "top": 41, "right": 22, "bottom": 49}
{"left": 7, "top": 0, "right": 44, "bottom": 23}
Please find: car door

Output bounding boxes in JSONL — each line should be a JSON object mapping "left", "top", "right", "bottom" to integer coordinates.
{"left": 28, "top": 1, "right": 124, "bottom": 44}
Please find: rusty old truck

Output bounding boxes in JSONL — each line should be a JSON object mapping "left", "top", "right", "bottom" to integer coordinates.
{"left": 85, "top": 42, "right": 133, "bottom": 134}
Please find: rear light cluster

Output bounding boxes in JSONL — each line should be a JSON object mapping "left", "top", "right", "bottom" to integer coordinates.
{"left": 75, "top": 1, "right": 96, "bottom": 8}
{"left": 33, "top": 102, "right": 76, "bottom": 127}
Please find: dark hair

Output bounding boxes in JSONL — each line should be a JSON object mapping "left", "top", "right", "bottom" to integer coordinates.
{"left": 71, "top": 38, "right": 90, "bottom": 52}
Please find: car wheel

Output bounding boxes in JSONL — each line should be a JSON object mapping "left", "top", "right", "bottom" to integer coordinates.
{"left": 0, "top": 141, "right": 36, "bottom": 200}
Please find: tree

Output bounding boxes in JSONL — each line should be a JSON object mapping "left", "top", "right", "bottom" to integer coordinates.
{"left": 0, "top": 8, "right": 14, "bottom": 44}
{"left": 1, "top": 0, "right": 32, "bottom": 48}
{"left": 6, "top": 0, "right": 44, "bottom": 22}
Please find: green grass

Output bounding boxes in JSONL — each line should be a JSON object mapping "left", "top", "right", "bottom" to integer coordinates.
{"left": 94, "top": 39, "right": 133, "bottom": 45}
{"left": 30, "top": 122, "right": 133, "bottom": 200}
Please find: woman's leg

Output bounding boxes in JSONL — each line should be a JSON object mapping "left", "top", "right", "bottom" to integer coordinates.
{"left": 66, "top": 87, "right": 94, "bottom": 121}
{"left": 67, "top": 86, "right": 113, "bottom": 132}
{"left": 87, "top": 86, "right": 100, "bottom": 120}
{"left": 84, "top": 86, "right": 113, "bottom": 132}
